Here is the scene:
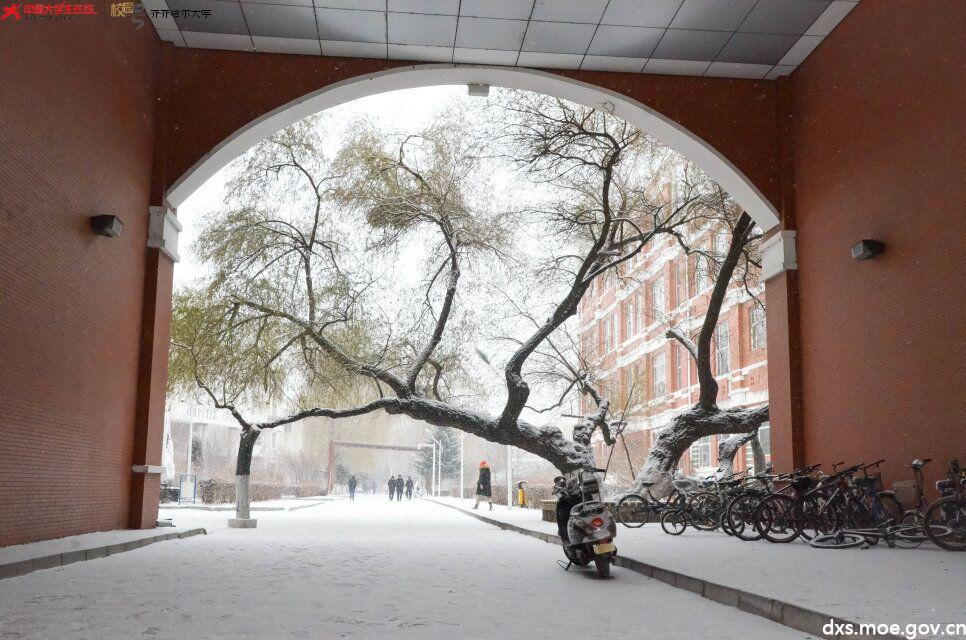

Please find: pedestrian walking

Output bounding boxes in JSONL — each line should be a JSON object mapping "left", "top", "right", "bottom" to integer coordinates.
{"left": 347, "top": 474, "right": 357, "bottom": 502}
{"left": 405, "top": 476, "right": 414, "bottom": 500}
{"left": 473, "top": 460, "right": 492, "bottom": 510}
{"left": 395, "top": 475, "right": 404, "bottom": 501}
{"left": 388, "top": 475, "right": 396, "bottom": 501}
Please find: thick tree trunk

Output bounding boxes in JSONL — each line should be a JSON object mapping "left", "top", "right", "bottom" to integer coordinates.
{"left": 230, "top": 429, "right": 260, "bottom": 528}
{"left": 749, "top": 434, "right": 767, "bottom": 473}
{"left": 717, "top": 430, "right": 759, "bottom": 477}
{"left": 385, "top": 397, "right": 595, "bottom": 472}
{"left": 632, "top": 405, "right": 768, "bottom": 496}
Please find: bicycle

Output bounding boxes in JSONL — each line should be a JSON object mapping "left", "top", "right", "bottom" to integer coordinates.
{"left": 923, "top": 459, "right": 965, "bottom": 551}
{"left": 808, "top": 461, "right": 930, "bottom": 549}
{"left": 616, "top": 477, "right": 686, "bottom": 529}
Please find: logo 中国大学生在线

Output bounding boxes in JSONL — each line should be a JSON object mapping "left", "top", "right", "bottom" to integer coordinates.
{"left": 2, "top": 2, "right": 99, "bottom": 21}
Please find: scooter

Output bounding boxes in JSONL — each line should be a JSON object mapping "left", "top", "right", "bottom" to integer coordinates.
{"left": 554, "top": 468, "right": 617, "bottom": 578}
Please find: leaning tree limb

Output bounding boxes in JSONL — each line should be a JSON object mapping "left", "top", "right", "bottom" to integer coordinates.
{"left": 632, "top": 212, "right": 769, "bottom": 495}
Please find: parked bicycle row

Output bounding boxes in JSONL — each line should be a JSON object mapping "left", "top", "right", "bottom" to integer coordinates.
{"left": 616, "top": 458, "right": 966, "bottom": 551}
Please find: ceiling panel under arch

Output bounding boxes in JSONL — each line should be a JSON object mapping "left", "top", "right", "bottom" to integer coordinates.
{"left": 145, "top": 0, "right": 858, "bottom": 80}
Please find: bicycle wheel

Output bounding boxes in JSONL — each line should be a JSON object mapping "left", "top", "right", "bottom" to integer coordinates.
{"left": 809, "top": 531, "right": 866, "bottom": 549}
{"left": 875, "top": 492, "right": 904, "bottom": 526}
{"left": 797, "top": 495, "right": 837, "bottom": 541}
{"left": 727, "top": 493, "right": 764, "bottom": 541}
{"left": 755, "top": 494, "right": 800, "bottom": 543}
{"left": 661, "top": 509, "right": 687, "bottom": 535}
{"left": 924, "top": 496, "right": 966, "bottom": 551}
{"left": 616, "top": 494, "right": 649, "bottom": 529}
{"left": 688, "top": 492, "right": 723, "bottom": 531}
{"left": 891, "top": 522, "right": 926, "bottom": 548}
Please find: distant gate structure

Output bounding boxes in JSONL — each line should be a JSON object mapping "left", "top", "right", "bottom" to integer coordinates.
{"left": 327, "top": 441, "right": 421, "bottom": 494}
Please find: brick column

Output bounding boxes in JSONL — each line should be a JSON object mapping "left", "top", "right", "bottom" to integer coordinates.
{"left": 129, "top": 44, "right": 176, "bottom": 529}
{"left": 764, "top": 270, "right": 804, "bottom": 472}
{"left": 764, "top": 77, "right": 805, "bottom": 473}
{"left": 129, "top": 248, "right": 174, "bottom": 528}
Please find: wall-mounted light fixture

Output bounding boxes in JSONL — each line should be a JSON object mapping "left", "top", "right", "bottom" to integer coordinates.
{"left": 467, "top": 83, "right": 490, "bottom": 98}
{"left": 850, "top": 239, "right": 885, "bottom": 260}
{"left": 90, "top": 214, "right": 123, "bottom": 238}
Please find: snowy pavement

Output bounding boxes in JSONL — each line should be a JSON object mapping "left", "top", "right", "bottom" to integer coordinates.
{"left": 160, "top": 497, "right": 330, "bottom": 511}
{"left": 0, "top": 496, "right": 818, "bottom": 639}
{"left": 435, "top": 497, "right": 966, "bottom": 634}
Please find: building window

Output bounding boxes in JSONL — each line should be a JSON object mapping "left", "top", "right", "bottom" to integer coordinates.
{"left": 715, "top": 322, "right": 730, "bottom": 375}
{"left": 625, "top": 297, "right": 636, "bottom": 339}
{"left": 611, "top": 313, "right": 618, "bottom": 350}
{"left": 675, "top": 258, "right": 688, "bottom": 306}
{"left": 653, "top": 352, "right": 667, "bottom": 398}
{"left": 690, "top": 436, "right": 711, "bottom": 469}
{"left": 676, "top": 344, "right": 688, "bottom": 389}
{"left": 695, "top": 254, "right": 711, "bottom": 291}
{"left": 713, "top": 231, "right": 730, "bottom": 258}
{"left": 750, "top": 304, "right": 767, "bottom": 351}
{"left": 652, "top": 275, "right": 667, "bottom": 317}
{"left": 636, "top": 292, "right": 645, "bottom": 332}
{"left": 603, "top": 317, "right": 612, "bottom": 352}
{"left": 627, "top": 361, "right": 642, "bottom": 401}
{"left": 745, "top": 422, "right": 771, "bottom": 472}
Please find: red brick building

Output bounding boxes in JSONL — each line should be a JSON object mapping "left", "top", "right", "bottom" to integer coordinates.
{"left": 578, "top": 189, "right": 769, "bottom": 479}
{"left": 2, "top": 1, "right": 963, "bottom": 546}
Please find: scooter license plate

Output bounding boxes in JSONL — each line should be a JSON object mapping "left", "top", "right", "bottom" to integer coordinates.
{"left": 593, "top": 542, "right": 616, "bottom": 555}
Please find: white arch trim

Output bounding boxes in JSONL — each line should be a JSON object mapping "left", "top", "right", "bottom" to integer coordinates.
{"left": 165, "top": 64, "right": 780, "bottom": 232}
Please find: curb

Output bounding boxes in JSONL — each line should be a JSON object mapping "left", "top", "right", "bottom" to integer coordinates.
{"left": 0, "top": 528, "right": 207, "bottom": 581}
{"left": 429, "top": 500, "right": 900, "bottom": 640}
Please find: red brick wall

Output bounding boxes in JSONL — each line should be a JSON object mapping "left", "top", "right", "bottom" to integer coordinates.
{"left": 158, "top": 48, "right": 781, "bottom": 211}
{"left": 790, "top": 1, "right": 966, "bottom": 491}
{"left": 0, "top": 16, "right": 160, "bottom": 545}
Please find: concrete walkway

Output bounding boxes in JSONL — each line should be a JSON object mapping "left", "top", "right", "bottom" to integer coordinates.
{"left": 0, "top": 527, "right": 206, "bottom": 580}
{"left": 432, "top": 497, "right": 966, "bottom": 640}
{"left": 0, "top": 496, "right": 818, "bottom": 640}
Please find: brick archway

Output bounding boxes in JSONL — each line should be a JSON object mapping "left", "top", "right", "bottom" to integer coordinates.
{"left": 137, "top": 50, "right": 804, "bottom": 530}
{"left": 159, "top": 60, "right": 781, "bottom": 233}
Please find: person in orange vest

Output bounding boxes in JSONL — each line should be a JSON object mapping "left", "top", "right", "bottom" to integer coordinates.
{"left": 516, "top": 480, "right": 526, "bottom": 508}
{"left": 473, "top": 460, "right": 492, "bottom": 510}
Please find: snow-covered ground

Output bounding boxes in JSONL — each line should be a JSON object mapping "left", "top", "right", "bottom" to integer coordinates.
{"left": 435, "top": 496, "right": 966, "bottom": 632}
{"left": 160, "top": 497, "right": 329, "bottom": 511}
{"left": 0, "top": 527, "right": 198, "bottom": 565}
{"left": 0, "top": 496, "right": 816, "bottom": 639}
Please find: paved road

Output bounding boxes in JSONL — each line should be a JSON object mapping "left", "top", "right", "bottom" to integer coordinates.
{"left": 0, "top": 496, "right": 815, "bottom": 639}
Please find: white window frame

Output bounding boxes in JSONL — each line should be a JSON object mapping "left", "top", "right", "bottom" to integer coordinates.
{"left": 690, "top": 436, "right": 711, "bottom": 469}
{"left": 653, "top": 352, "right": 667, "bottom": 398}
{"left": 625, "top": 298, "right": 635, "bottom": 339}
{"left": 652, "top": 275, "right": 667, "bottom": 317}
{"left": 714, "top": 231, "right": 730, "bottom": 258}
{"left": 715, "top": 322, "right": 730, "bottom": 375}
{"left": 745, "top": 422, "right": 771, "bottom": 472}
{"left": 636, "top": 292, "right": 645, "bottom": 332}
{"left": 675, "top": 258, "right": 688, "bottom": 306}
{"left": 676, "top": 344, "right": 687, "bottom": 390}
{"left": 696, "top": 254, "right": 712, "bottom": 292}
{"left": 750, "top": 304, "right": 767, "bottom": 351}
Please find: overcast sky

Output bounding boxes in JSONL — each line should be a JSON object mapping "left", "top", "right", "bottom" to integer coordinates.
{"left": 174, "top": 85, "right": 477, "bottom": 289}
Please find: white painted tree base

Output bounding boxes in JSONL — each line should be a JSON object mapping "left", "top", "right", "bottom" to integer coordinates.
{"left": 227, "top": 518, "right": 257, "bottom": 528}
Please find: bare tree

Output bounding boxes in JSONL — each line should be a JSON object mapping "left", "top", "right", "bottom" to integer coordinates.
{"left": 169, "top": 94, "right": 768, "bottom": 519}
{"left": 631, "top": 209, "right": 769, "bottom": 494}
